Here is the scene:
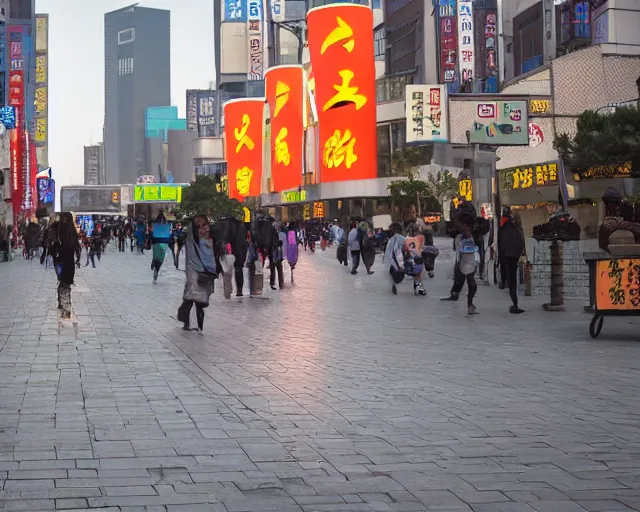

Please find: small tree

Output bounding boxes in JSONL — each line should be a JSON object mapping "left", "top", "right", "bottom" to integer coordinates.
{"left": 427, "top": 170, "right": 458, "bottom": 212}
{"left": 175, "top": 174, "right": 244, "bottom": 221}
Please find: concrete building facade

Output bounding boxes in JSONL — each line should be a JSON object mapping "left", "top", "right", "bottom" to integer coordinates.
{"left": 83, "top": 144, "right": 105, "bottom": 186}
{"left": 104, "top": 4, "right": 170, "bottom": 185}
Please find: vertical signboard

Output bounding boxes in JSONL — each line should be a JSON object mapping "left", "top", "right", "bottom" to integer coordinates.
{"left": 438, "top": 0, "right": 457, "bottom": 84}
{"left": 306, "top": 4, "right": 377, "bottom": 183}
{"left": 271, "top": 0, "right": 285, "bottom": 22}
{"left": 34, "top": 14, "right": 48, "bottom": 149}
{"left": 457, "top": 0, "right": 474, "bottom": 90}
{"left": 474, "top": 8, "right": 498, "bottom": 93}
{"left": 223, "top": 98, "right": 264, "bottom": 200}
{"left": 265, "top": 65, "right": 305, "bottom": 191}
{"left": 405, "top": 85, "right": 448, "bottom": 144}
{"left": 248, "top": 0, "right": 263, "bottom": 81}
{"left": 7, "top": 25, "right": 25, "bottom": 219}
{"left": 186, "top": 90, "right": 220, "bottom": 137}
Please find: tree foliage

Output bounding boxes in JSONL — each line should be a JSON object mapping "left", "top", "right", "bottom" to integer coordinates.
{"left": 427, "top": 170, "right": 458, "bottom": 211}
{"left": 174, "top": 175, "right": 244, "bottom": 221}
{"left": 554, "top": 105, "right": 640, "bottom": 176}
{"left": 391, "top": 145, "right": 434, "bottom": 175}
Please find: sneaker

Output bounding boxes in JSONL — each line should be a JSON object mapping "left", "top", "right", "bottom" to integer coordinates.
{"left": 468, "top": 305, "right": 478, "bottom": 315}
{"left": 510, "top": 305, "right": 525, "bottom": 314}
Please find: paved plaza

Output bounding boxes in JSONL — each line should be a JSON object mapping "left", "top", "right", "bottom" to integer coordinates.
{"left": 0, "top": 242, "right": 639, "bottom": 512}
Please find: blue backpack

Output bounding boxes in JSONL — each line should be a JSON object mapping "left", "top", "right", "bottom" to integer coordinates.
{"left": 459, "top": 235, "right": 478, "bottom": 254}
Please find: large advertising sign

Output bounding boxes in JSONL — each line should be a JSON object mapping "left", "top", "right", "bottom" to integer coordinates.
{"left": 438, "top": 0, "right": 457, "bottom": 84}
{"left": 61, "top": 187, "right": 123, "bottom": 213}
{"left": 224, "top": 98, "right": 264, "bottom": 200}
{"left": 265, "top": 65, "right": 304, "bottom": 192}
{"left": 225, "top": 0, "right": 247, "bottom": 21}
{"left": 134, "top": 183, "right": 186, "bottom": 202}
{"left": 306, "top": 4, "right": 377, "bottom": 183}
{"left": 186, "top": 89, "right": 220, "bottom": 136}
{"left": 34, "top": 14, "right": 48, "bottom": 148}
{"left": 457, "top": 0, "right": 475, "bottom": 90}
{"left": 469, "top": 101, "right": 528, "bottom": 145}
{"left": 405, "top": 85, "right": 448, "bottom": 144}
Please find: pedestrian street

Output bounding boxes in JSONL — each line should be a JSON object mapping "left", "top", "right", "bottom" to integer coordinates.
{"left": 0, "top": 244, "right": 639, "bottom": 511}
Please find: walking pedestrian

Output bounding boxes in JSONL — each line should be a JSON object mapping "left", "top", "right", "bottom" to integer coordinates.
{"left": 361, "top": 228, "right": 376, "bottom": 275}
{"left": 151, "top": 213, "right": 169, "bottom": 284}
{"left": 177, "top": 215, "right": 220, "bottom": 332}
{"left": 499, "top": 210, "right": 526, "bottom": 314}
{"left": 348, "top": 221, "right": 360, "bottom": 275}
{"left": 441, "top": 212, "right": 479, "bottom": 315}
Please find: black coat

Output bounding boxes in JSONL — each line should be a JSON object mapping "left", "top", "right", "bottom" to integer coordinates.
{"left": 499, "top": 221, "right": 524, "bottom": 259}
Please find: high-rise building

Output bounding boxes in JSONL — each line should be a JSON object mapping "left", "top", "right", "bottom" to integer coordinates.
{"left": 104, "top": 4, "right": 170, "bottom": 185}
{"left": 84, "top": 144, "right": 105, "bottom": 185}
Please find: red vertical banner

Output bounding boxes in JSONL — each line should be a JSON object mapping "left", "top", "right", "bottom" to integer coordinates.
{"left": 29, "top": 133, "right": 38, "bottom": 213}
{"left": 307, "top": 4, "right": 377, "bottom": 183}
{"left": 223, "top": 99, "right": 264, "bottom": 200}
{"left": 8, "top": 25, "right": 26, "bottom": 219}
{"left": 264, "top": 65, "right": 304, "bottom": 192}
{"left": 438, "top": 0, "right": 457, "bottom": 84}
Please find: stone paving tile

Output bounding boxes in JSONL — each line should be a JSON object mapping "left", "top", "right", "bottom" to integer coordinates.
{"left": 0, "top": 243, "right": 639, "bottom": 511}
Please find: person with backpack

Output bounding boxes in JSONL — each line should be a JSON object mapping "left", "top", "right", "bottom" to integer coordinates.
{"left": 348, "top": 221, "right": 361, "bottom": 274}
{"left": 499, "top": 210, "right": 526, "bottom": 314}
{"left": 269, "top": 222, "right": 285, "bottom": 290}
{"left": 441, "top": 212, "right": 479, "bottom": 314}
{"left": 384, "top": 222, "right": 406, "bottom": 295}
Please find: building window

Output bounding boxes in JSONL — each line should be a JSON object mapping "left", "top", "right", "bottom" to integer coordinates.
{"left": 391, "top": 122, "right": 406, "bottom": 153}
{"left": 377, "top": 124, "right": 392, "bottom": 177}
{"left": 118, "top": 57, "right": 134, "bottom": 76}
{"left": 374, "top": 27, "right": 386, "bottom": 61}
{"left": 118, "top": 28, "right": 135, "bottom": 45}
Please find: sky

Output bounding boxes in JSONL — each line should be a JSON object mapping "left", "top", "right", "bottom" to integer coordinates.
{"left": 34, "top": 0, "right": 215, "bottom": 195}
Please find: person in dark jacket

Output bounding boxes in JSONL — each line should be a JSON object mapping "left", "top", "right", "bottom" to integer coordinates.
{"left": 499, "top": 211, "right": 526, "bottom": 314}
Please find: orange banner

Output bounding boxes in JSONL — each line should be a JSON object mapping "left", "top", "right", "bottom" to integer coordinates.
{"left": 223, "top": 99, "right": 264, "bottom": 200}
{"left": 596, "top": 259, "right": 640, "bottom": 311}
{"left": 265, "top": 66, "right": 304, "bottom": 192}
{"left": 307, "top": 4, "right": 377, "bottom": 183}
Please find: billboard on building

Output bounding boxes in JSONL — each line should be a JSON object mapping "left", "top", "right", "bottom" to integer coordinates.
{"left": 221, "top": 23, "right": 249, "bottom": 75}
{"left": 186, "top": 89, "right": 219, "bottom": 136}
{"left": 468, "top": 101, "right": 528, "bottom": 145}
{"left": 225, "top": 0, "right": 247, "bottom": 21}
{"left": 61, "top": 186, "right": 123, "bottom": 213}
{"left": 223, "top": 98, "right": 264, "bottom": 200}
{"left": 405, "top": 85, "right": 448, "bottom": 144}
{"left": 134, "top": 183, "right": 186, "bottom": 202}
{"left": 438, "top": 0, "right": 457, "bottom": 84}
{"left": 307, "top": 4, "right": 377, "bottom": 183}
{"left": 265, "top": 65, "right": 304, "bottom": 192}
{"left": 457, "top": 0, "right": 474, "bottom": 90}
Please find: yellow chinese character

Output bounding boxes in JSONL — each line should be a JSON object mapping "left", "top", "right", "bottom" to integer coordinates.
{"left": 236, "top": 166, "right": 253, "bottom": 195}
{"left": 36, "top": 56, "right": 46, "bottom": 83}
{"left": 35, "top": 87, "right": 46, "bottom": 114}
{"left": 458, "top": 179, "right": 472, "bottom": 201}
{"left": 321, "top": 16, "right": 355, "bottom": 54}
{"left": 513, "top": 167, "right": 533, "bottom": 189}
{"left": 234, "top": 114, "right": 255, "bottom": 154}
{"left": 323, "top": 129, "right": 357, "bottom": 169}
{"left": 274, "top": 127, "right": 291, "bottom": 166}
{"left": 535, "top": 165, "right": 547, "bottom": 186}
{"left": 323, "top": 70, "right": 367, "bottom": 112}
{"left": 35, "top": 118, "right": 46, "bottom": 142}
{"left": 274, "top": 81, "right": 289, "bottom": 118}
{"left": 548, "top": 163, "right": 558, "bottom": 181}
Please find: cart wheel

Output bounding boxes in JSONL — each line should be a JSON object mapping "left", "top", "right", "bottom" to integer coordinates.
{"left": 589, "top": 314, "right": 603, "bottom": 339}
